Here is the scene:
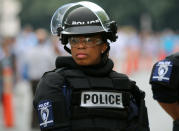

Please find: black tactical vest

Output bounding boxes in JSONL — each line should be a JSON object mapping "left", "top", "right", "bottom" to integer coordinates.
{"left": 55, "top": 68, "right": 149, "bottom": 131}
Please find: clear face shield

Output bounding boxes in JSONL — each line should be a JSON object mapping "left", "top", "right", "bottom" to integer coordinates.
{"left": 50, "top": 1, "right": 111, "bottom": 36}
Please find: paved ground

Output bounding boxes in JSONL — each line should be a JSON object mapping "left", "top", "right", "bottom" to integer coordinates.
{"left": 130, "top": 71, "right": 172, "bottom": 131}
{"left": 0, "top": 70, "right": 173, "bottom": 131}
{"left": 0, "top": 81, "right": 40, "bottom": 131}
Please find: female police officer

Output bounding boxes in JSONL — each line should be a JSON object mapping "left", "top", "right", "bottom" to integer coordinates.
{"left": 149, "top": 52, "right": 179, "bottom": 131}
{"left": 33, "top": 1, "right": 150, "bottom": 131}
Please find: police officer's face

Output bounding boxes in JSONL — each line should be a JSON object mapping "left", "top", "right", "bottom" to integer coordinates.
{"left": 69, "top": 34, "right": 107, "bottom": 66}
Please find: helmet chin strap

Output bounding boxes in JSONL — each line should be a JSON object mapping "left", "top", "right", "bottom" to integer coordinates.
{"left": 64, "top": 45, "right": 71, "bottom": 54}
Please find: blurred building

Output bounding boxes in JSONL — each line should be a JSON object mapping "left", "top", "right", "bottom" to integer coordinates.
{"left": 0, "top": 0, "right": 21, "bottom": 37}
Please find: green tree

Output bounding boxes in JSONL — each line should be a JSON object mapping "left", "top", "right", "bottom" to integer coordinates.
{"left": 140, "top": 0, "right": 174, "bottom": 30}
{"left": 19, "top": 0, "right": 179, "bottom": 31}
{"left": 19, "top": 0, "right": 73, "bottom": 30}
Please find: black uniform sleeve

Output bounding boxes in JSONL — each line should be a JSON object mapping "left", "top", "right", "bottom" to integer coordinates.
{"left": 129, "top": 81, "right": 150, "bottom": 131}
{"left": 33, "top": 71, "right": 70, "bottom": 131}
{"left": 149, "top": 57, "right": 179, "bottom": 103}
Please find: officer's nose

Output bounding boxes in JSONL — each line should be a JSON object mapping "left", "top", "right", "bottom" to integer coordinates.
{"left": 77, "top": 42, "right": 86, "bottom": 49}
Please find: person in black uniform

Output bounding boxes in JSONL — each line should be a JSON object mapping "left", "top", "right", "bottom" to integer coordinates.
{"left": 33, "top": 1, "right": 150, "bottom": 131}
{"left": 149, "top": 52, "right": 179, "bottom": 131}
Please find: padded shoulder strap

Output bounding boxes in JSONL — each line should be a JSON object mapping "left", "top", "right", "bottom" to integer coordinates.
{"left": 110, "top": 71, "right": 145, "bottom": 103}
{"left": 109, "top": 71, "right": 129, "bottom": 78}
{"left": 40, "top": 67, "right": 68, "bottom": 79}
{"left": 109, "top": 71, "right": 131, "bottom": 90}
{"left": 55, "top": 67, "right": 68, "bottom": 73}
{"left": 129, "top": 80, "right": 145, "bottom": 106}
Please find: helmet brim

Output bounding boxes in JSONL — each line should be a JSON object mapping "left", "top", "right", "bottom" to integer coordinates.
{"left": 61, "top": 26, "right": 105, "bottom": 35}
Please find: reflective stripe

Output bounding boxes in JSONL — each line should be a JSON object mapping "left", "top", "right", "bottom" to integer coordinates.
{"left": 40, "top": 120, "right": 54, "bottom": 126}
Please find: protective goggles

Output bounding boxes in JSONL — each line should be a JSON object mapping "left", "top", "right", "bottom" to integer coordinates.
{"left": 69, "top": 36, "right": 103, "bottom": 48}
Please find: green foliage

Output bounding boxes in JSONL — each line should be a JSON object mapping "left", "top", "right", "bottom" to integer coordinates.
{"left": 19, "top": 0, "right": 73, "bottom": 30}
{"left": 19, "top": 0, "right": 179, "bottom": 31}
{"left": 140, "top": 0, "right": 175, "bottom": 30}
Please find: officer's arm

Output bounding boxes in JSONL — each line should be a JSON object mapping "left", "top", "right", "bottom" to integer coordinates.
{"left": 33, "top": 71, "right": 68, "bottom": 131}
{"left": 158, "top": 102, "right": 179, "bottom": 120}
{"left": 151, "top": 82, "right": 178, "bottom": 120}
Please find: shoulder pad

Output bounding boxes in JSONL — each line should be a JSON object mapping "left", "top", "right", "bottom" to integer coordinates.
{"left": 41, "top": 67, "right": 67, "bottom": 78}
{"left": 166, "top": 52, "right": 179, "bottom": 59}
{"left": 109, "top": 71, "right": 133, "bottom": 90}
{"left": 55, "top": 67, "right": 67, "bottom": 73}
{"left": 54, "top": 67, "right": 84, "bottom": 78}
{"left": 43, "top": 67, "right": 66, "bottom": 76}
{"left": 41, "top": 67, "right": 66, "bottom": 77}
{"left": 109, "top": 71, "right": 129, "bottom": 79}
{"left": 166, "top": 52, "right": 179, "bottom": 66}
{"left": 42, "top": 69, "right": 56, "bottom": 77}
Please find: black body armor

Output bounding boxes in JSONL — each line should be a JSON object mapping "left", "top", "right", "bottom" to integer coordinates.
{"left": 63, "top": 69, "right": 149, "bottom": 131}
{"left": 34, "top": 57, "right": 149, "bottom": 131}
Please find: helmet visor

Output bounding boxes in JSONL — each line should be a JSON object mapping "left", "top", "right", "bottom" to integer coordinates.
{"left": 50, "top": 1, "right": 110, "bottom": 35}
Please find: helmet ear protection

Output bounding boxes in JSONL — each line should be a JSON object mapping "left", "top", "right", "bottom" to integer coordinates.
{"left": 106, "top": 21, "right": 118, "bottom": 42}
{"left": 57, "top": 26, "right": 68, "bottom": 45}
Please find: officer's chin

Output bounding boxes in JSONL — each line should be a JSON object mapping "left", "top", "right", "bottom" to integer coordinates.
{"left": 74, "top": 59, "right": 96, "bottom": 66}
{"left": 75, "top": 61, "right": 91, "bottom": 66}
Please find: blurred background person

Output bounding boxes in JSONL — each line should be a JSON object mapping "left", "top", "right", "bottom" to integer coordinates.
{"left": 14, "top": 25, "right": 37, "bottom": 81}
{"left": 173, "top": 32, "right": 179, "bottom": 53}
{"left": 50, "top": 36, "right": 69, "bottom": 57}
{"left": 123, "top": 27, "right": 141, "bottom": 75}
{"left": 24, "top": 28, "right": 59, "bottom": 129}
{"left": 0, "top": 37, "right": 17, "bottom": 128}
{"left": 140, "top": 31, "right": 160, "bottom": 70}
{"left": 12, "top": 25, "right": 38, "bottom": 131}
{"left": 159, "top": 29, "right": 176, "bottom": 60}
{"left": 0, "top": 42, "right": 3, "bottom": 102}
{"left": 109, "top": 27, "right": 128, "bottom": 72}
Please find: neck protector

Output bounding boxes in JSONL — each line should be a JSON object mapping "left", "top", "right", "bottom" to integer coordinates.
{"left": 55, "top": 56, "right": 114, "bottom": 76}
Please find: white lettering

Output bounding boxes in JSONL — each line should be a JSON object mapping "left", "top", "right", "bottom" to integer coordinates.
{"left": 72, "top": 21, "right": 77, "bottom": 25}
{"left": 81, "top": 91, "right": 124, "bottom": 109}
{"left": 38, "top": 102, "right": 50, "bottom": 109}
{"left": 71, "top": 19, "right": 100, "bottom": 25}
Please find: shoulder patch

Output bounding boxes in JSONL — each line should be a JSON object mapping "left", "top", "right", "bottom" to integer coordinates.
{"left": 152, "top": 60, "right": 173, "bottom": 82}
{"left": 37, "top": 100, "right": 54, "bottom": 128}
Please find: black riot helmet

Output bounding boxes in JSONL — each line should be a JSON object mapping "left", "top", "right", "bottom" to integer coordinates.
{"left": 50, "top": 1, "right": 117, "bottom": 53}
{"left": 63, "top": 7, "right": 105, "bottom": 35}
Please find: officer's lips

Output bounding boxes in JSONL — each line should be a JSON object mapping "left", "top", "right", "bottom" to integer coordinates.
{"left": 76, "top": 53, "right": 88, "bottom": 59}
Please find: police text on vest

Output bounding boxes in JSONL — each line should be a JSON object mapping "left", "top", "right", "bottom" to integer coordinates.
{"left": 80, "top": 91, "right": 124, "bottom": 108}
